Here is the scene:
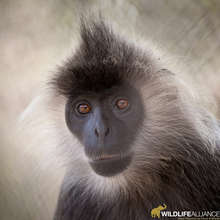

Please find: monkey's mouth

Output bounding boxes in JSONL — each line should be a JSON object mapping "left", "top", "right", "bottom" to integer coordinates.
{"left": 88, "top": 153, "right": 132, "bottom": 177}
{"left": 92, "top": 154, "right": 121, "bottom": 161}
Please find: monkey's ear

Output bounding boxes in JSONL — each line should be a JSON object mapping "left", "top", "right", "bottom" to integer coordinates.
{"left": 20, "top": 81, "right": 69, "bottom": 119}
{"left": 17, "top": 89, "right": 66, "bottom": 148}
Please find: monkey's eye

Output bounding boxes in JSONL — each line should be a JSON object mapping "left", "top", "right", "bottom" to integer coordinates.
{"left": 116, "top": 99, "right": 129, "bottom": 110}
{"left": 77, "top": 103, "right": 92, "bottom": 114}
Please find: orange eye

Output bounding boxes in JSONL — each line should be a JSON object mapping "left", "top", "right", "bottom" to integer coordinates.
{"left": 116, "top": 99, "right": 129, "bottom": 110}
{"left": 77, "top": 103, "right": 91, "bottom": 114}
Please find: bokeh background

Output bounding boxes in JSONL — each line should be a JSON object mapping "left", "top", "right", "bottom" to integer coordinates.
{"left": 0, "top": 0, "right": 220, "bottom": 220}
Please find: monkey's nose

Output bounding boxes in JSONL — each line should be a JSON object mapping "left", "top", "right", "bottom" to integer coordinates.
{"left": 94, "top": 127, "right": 110, "bottom": 137}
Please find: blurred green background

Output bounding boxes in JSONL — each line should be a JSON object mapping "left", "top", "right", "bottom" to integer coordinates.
{"left": 0, "top": 0, "right": 220, "bottom": 219}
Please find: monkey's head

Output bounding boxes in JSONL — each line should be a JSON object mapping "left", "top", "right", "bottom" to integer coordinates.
{"left": 52, "top": 20, "right": 193, "bottom": 180}
{"left": 53, "top": 21, "right": 150, "bottom": 177}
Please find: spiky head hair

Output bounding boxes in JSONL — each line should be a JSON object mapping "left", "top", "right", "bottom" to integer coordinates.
{"left": 52, "top": 20, "right": 153, "bottom": 97}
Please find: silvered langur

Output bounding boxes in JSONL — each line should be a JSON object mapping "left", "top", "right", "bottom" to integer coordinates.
{"left": 36, "top": 20, "right": 219, "bottom": 219}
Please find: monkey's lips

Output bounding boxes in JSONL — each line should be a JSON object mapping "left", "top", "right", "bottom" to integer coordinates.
{"left": 92, "top": 154, "right": 121, "bottom": 161}
{"left": 88, "top": 153, "right": 132, "bottom": 177}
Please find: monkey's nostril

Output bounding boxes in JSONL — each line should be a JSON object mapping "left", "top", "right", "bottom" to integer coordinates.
{"left": 95, "top": 128, "right": 99, "bottom": 137}
{"left": 105, "top": 127, "right": 110, "bottom": 136}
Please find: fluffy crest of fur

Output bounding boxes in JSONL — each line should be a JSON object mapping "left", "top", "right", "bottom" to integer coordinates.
{"left": 51, "top": 20, "right": 152, "bottom": 97}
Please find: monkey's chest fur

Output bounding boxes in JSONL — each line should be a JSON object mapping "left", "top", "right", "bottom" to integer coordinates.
{"left": 54, "top": 165, "right": 220, "bottom": 220}
{"left": 55, "top": 182, "right": 156, "bottom": 220}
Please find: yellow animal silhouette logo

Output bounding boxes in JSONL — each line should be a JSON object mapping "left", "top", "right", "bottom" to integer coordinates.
{"left": 151, "top": 204, "right": 167, "bottom": 218}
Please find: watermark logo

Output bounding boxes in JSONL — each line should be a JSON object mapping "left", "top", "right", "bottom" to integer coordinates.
{"left": 150, "top": 204, "right": 220, "bottom": 219}
{"left": 151, "top": 204, "right": 167, "bottom": 218}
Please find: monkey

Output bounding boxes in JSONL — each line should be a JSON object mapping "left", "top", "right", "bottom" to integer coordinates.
{"left": 35, "top": 19, "right": 220, "bottom": 220}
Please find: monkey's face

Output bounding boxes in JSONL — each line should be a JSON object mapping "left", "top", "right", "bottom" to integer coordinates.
{"left": 65, "top": 84, "right": 144, "bottom": 177}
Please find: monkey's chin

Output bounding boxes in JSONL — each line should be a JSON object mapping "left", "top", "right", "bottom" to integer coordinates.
{"left": 89, "top": 155, "right": 132, "bottom": 177}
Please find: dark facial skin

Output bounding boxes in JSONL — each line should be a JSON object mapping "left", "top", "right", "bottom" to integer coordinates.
{"left": 65, "top": 84, "right": 144, "bottom": 177}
